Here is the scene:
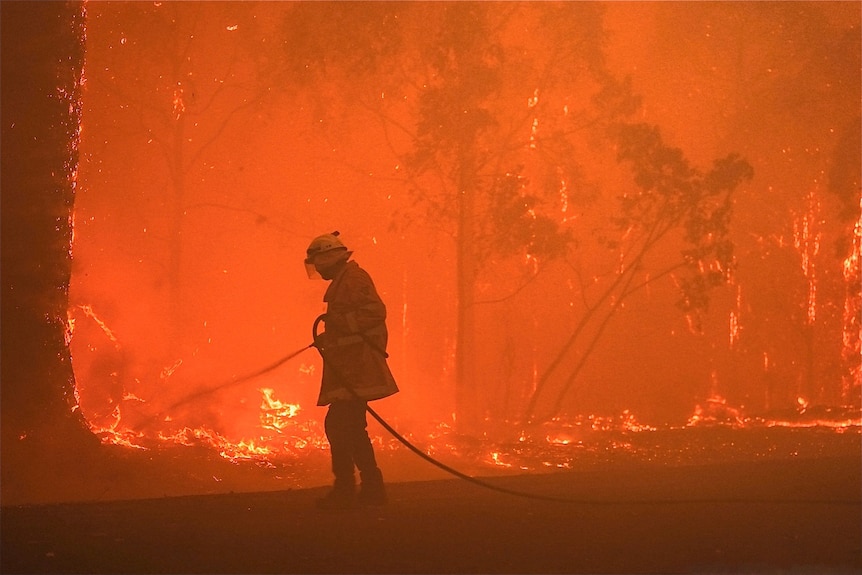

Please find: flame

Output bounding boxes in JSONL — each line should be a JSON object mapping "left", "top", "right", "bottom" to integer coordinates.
{"left": 559, "top": 175, "right": 570, "bottom": 222}
{"left": 840, "top": 194, "right": 862, "bottom": 403}
{"left": 159, "top": 427, "right": 274, "bottom": 465}
{"left": 487, "top": 451, "right": 514, "bottom": 468}
{"left": 160, "top": 358, "right": 183, "bottom": 382}
{"left": 687, "top": 395, "right": 745, "bottom": 428}
{"left": 172, "top": 85, "right": 185, "bottom": 119}
{"left": 687, "top": 394, "right": 861, "bottom": 430}
{"left": 258, "top": 387, "right": 301, "bottom": 432}
{"left": 69, "top": 305, "right": 857, "bottom": 473}
{"left": 792, "top": 187, "right": 822, "bottom": 325}
{"left": 728, "top": 310, "right": 739, "bottom": 349}
{"left": 729, "top": 284, "right": 742, "bottom": 349}
{"left": 76, "top": 364, "right": 860, "bottom": 473}
{"left": 76, "top": 304, "right": 120, "bottom": 348}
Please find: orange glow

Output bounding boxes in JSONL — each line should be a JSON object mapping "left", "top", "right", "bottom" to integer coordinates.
{"left": 171, "top": 86, "right": 185, "bottom": 119}
{"left": 686, "top": 394, "right": 861, "bottom": 431}
{"left": 258, "top": 387, "right": 301, "bottom": 432}
{"left": 687, "top": 395, "right": 745, "bottom": 428}
{"left": 792, "top": 187, "right": 822, "bottom": 325}
{"left": 728, "top": 285, "right": 742, "bottom": 349}
{"left": 840, "top": 195, "right": 862, "bottom": 403}
{"left": 75, "top": 304, "right": 120, "bottom": 347}
{"left": 159, "top": 427, "right": 275, "bottom": 465}
{"left": 65, "top": 2, "right": 860, "bottom": 482}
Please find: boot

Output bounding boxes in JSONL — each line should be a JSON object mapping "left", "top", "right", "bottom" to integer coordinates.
{"left": 358, "top": 469, "right": 387, "bottom": 506}
{"left": 316, "top": 480, "right": 356, "bottom": 510}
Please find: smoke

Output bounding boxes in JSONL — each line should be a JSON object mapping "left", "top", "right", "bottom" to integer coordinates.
{"left": 70, "top": 2, "right": 860, "bottom": 457}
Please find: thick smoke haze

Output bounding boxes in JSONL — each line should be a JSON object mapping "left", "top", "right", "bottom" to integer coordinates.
{"left": 68, "top": 1, "right": 859, "bottom": 456}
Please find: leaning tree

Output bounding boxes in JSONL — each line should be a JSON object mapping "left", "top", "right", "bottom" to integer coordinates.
{"left": 279, "top": 2, "right": 754, "bottom": 430}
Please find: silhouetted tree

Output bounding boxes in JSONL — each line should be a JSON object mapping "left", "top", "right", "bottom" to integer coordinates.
{"left": 650, "top": 2, "right": 860, "bottom": 408}
{"left": 831, "top": 114, "right": 862, "bottom": 404}
{"left": 280, "top": 2, "right": 754, "bottom": 430}
{"left": 1, "top": 2, "right": 94, "bottom": 448}
{"left": 524, "top": 124, "right": 753, "bottom": 421}
{"left": 82, "top": 2, "right": 280, "bottom": 356}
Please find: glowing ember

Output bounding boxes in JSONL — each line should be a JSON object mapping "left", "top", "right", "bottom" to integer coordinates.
{"left": 840, "top": 195, "right": 862, "bottom": 403}
{"left": 160, "top": 427, "right": 274, "bottom": 465}
{"left": 76, "top": 304, "right": 120, "bottom": 346}
{"left": 172, "top": 86, "right": 185, "bottom": 120}
{"left": 792, "top": 187, "right": 822, "bottom": 326}
{"left": 687, "top": 395, "right": 745, "bottom": 428}
{"left": 68, "top": 294, "right": 859, "bottom": 474}
{"left": 259, "top": 387, "right": 301, "bottom": 432}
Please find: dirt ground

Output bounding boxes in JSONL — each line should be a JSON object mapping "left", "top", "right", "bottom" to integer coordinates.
{"left": 2, "top": 455, "right": 860, "bottom": 574}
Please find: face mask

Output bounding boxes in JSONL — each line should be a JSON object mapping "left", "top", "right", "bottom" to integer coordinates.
{"left": 304, "top": 249, "right": 350, "bottom": 279}
{"left": 305, "top": 261, "right": 322, "bottom": 280}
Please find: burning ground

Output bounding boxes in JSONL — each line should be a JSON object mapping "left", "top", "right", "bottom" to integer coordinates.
{"left": 2, "top": 406, "right": 860, "bottom": 505}
{"left": 2, "top": 371, "right": 861, "bottom": 572}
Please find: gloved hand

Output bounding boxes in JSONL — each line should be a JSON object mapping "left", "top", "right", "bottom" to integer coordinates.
{"left": 312, "top": 329, "right": 334, "bottom": 352}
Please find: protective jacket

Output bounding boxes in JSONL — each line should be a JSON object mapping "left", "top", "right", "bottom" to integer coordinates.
{"left": 315, "top": 260, "right": 399, "bottom": 406}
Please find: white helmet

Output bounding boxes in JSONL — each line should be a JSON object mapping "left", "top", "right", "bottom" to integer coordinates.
{"left": 304, "top": 231, "right": 347, "bottom": 263}
{"left": 304, "top": 231, "right": 351, "bottom": 279}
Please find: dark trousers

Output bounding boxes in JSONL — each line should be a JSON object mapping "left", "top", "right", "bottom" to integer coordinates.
{"left": 324, "top": 400, "right": 382, "bottom": 488}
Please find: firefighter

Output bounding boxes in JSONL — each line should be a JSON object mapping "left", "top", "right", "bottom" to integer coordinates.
{"left": 305, "top": 231, "right": 399, "bottom": 509}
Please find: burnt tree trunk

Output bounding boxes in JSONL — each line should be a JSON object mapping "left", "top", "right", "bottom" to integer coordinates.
{"left": 454, "top": 148, "right": 480, "bottom": 432}
{"left": 1, "top": 2, "right": 94, "bottom": 449}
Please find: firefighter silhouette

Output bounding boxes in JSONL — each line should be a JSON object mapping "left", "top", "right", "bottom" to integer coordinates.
{"left": 305, "top": 231, "right": 398, "bottom": 508}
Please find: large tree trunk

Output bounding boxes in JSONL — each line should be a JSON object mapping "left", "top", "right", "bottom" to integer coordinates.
{"left": 1, "top": 2, "right": 95, "bottom": 450}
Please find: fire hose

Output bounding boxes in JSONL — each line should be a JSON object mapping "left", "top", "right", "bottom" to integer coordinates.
{"left": 139, "top": 342, "right": 316, "bottom": 426}
{"left": 140, "top": 318, "right": 860, "bottom": 506}
{"left": 142, "top": 315, "right": 569, "bottom": 501}
{"left": 309, "top": 314, "right": 578, "bottom": 503}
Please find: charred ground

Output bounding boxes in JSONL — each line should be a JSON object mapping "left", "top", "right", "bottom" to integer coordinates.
{"left": 3, "top": 453, "right": 860, "bottom": 574}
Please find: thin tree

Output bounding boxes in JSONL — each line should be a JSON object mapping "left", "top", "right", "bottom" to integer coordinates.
{"left": 83, "top": 2, "right": 279, "bottom": 355}
{"left": 657, "top": 2, "right": 861, "bottom": 408}
{"left": 279, "top": 3, "right": 758, "bottom": 430}
{"left": 523, "top": 124, "right": 753, "bottom": 422}
{"left": 281, "top": 3, "right": 630, "bottom": 429}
